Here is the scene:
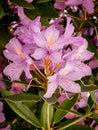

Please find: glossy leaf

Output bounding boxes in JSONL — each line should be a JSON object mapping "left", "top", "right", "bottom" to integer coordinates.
{"left": 0, "top": 27, "right": 12, "bottom": 50}
{"left": 25, "top": 3, "right": 58, "bottom": 19}
{"left": 10, "top": 0, "right": 34, "bottom": 9}
{"left": 40, "top": 101, "right": 54, "bottom": 130}
{"left": 93, "top": 113, "right": 98, "bottom": 124}
{"left": 81, "top": 86, "right": 98, "bottom": 92}
{"left": 56, "top": 112, "right": 93, "bottom": 130}
{"left": 0, "top": 5, "right": 4, "bottom": 19}
{"left": 63, "top": 124, "right": 94, "bottom": 130}
{"left": 37, "top": 0, "right": 52, "bottom": 3}
{"left": 53, "top": 94, "right": 78, "bottom": 124}
{"left": 0, "top": 89, "right": 42, "bottom": 128}
{"left": 3, "top": 93, "right": 41, "bottom": 102}
{"left": 87, "top": 91, "right": 96, "bottom": 112}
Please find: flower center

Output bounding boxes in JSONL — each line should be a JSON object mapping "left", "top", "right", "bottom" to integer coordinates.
{"left": 47, "top": 35, "right": 54, "bottom": 47}
{"left": 16, "top": 47, "right": 25, "bottom": 57}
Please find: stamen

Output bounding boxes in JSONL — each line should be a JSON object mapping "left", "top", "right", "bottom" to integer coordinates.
{"left": 80, "top": 80, "right": 93, "bottom": 87}
{"left": 32, "top": 62, "right": 46, "bottom": 79}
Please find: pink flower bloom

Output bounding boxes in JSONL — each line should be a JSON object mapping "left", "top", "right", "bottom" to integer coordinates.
{"left": 15, "top": 16, "right": 41, "bottom": 43}
{"left": 63, "top": 37, "right": 94, "bottom": 61}
{"left": 25, "top": 0, "right": 33, "bottom": 2}
{"left": 44, "top": 60, "right": 92, "bottom": 98}
{"left": 57, "top": 93, "right": 67, "bottom": 103}
{"left": 54, "top": 0, "right": 94, "bottom": 14}
{"left": 10, "top": 82, "right": 26, "bottom": 94}
{"left": 31, "top": 25, "right": 63, "bottom": 66}
{"left": 17, "top": 7, "right": 31, "bottom": 25}
{"left": 95, "top": 125, "right": 98, "bottom": 130}
{"left": 89, "top": 59, "right": 98, "bottom": 69}
{"left": 3, "top": 38, "right": 33, "bottom": 81}
{"left": 76, "top": 92, "right": 89, "bottom": 108}
{"left": 0, "top": 102, "right": 5, "bottom": 123}
{"left": 54, "top": 1, "right": 66, "bottom": 10}
{"left": 31, "top": 17, "right": 75, "bottom": 66}
{"left": 17, "top": 0, "right": 33, "bottom": 25}
{"left": 14, "top": 16, "right": 41, "bottom": 54}
{"left": 0, "top": 125, "right": 11, "bottom": 130}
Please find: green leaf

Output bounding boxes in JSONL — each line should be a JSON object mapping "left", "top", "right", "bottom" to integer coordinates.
{"left": 39, "top": 91, "right": 57, "bottom": 104}
{"left": 0, "top": 0, "right": 5, "bottom": 4}
{"left": 56, "top": 112, "right": 93, "bottom": 130}
{"left": 3, "top": 93, "right": 41, "bottom": 102}
{"left": 10, "top": 0, "right": 34, "bottom": 9}
{"left": 0, "top": 89, "right": 42, "bottom": 128}
{"left": 87, "top": 92, "right": 96, "bottom": 111}
{"left": 34, "top": 3, "right": 59, "bottom": 18}
{"left": 90, "top": 91, "right": 96, "bottom": 103}
{"left": 0, "top": 5, "right": 4, "bottom": 19}
{"left": 56, "top": 120, "right": 94, "bottom": 130}
{"left": 3, "top": 5, "right": 14, "bottom": 16}
{"left": 25, "top": 3, "right": 58, "bottom": 19}
{"left": 37, "top": 0, "right": 52, "bottom": 3}
{"left": 53, "top": 94, "right": 78, "bottom": 124}
{"left": 40, "top": 102, "right": 54, "bottom": 130}
{"left": 0, "top": 27, "right": 12, "bottom": 50}
{"left": 63, "top": 124, "right": 94, "bottom": 130}
{"left": 93, "top": 113, "right": 98, "bottom": 124}
{"left": 81, "top": 86, "right": 98, "bottom": 92}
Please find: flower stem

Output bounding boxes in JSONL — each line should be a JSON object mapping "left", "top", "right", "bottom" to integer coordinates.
{"left": 47, "top": 103, "right": 50, "bottom": 130}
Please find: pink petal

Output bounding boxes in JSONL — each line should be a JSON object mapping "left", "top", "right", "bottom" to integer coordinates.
{"left": 33, "top": 33, "right": 46, "bottom": 48}
{"left": 65, "top": 0, "right": 82, "bottom": 6}
{"left": 64, "top": 17, "right": 74, "bottom": 38}
{"left": 0, "top": 102, "right": 3, "bottom": 112}
{"left": 17, "top": 7, "right": 31, "bottom": 25}
{"left": 82, "top": 0, "right": 94, "bottom": 14}
{"left": 29, "top": 16, "right": 41, "bottom": 33}
{"left": 25, "top": 0, "right": 33, "bottom": 3}
{"left": 0, "top": 125, "right": 11, "bottom": 130}
{"left": 3, "top": 63, "right": 24, "bottom": 81}
{"left": 31, "top": 48, "right": 45, "bottom": 60}
{"left": 24, "top": 65, "right": 32, "bottom": 79}
{"left": 60, "top": 79, "right": 81, "bottom": 93}
{"left": 50, "top": 51, "right": 62, "bottom": 65}
{"left": 5, "top": 38, "right": 22, "bottom": 53}
{"left": 0, "top": 113, "right": 5, "bottom": 123}
{"left": 44, "top": 75, "right": 57, "bottom": 98}
{"left": 89, "top": 59, "right": 98, "bottom": 69}
{"left": 54, "top": 2, "right": 65, "bottom": 10}
{"left": 67, "top": 61, "right": 92, "bottom": 80}
{"left": 44, "top": 25, "right": 60, "bottom": 48}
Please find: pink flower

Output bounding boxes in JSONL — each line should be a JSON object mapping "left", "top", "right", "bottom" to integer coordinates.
{"left": 89, "top": 59, "right": 98, "bottom": 69}
{"left": 31, "top": 25, "right": 63, "bottom": 66}
{"left": 15, "top": 16, "right": 41, "bottom": 43}
{"left": 0, "top": 102, "right": 5, "bottom": 123}
{"left": 76, "top": 92, "right": 89, "bottom": 108}
{"left": 54, "top": 0, "right": 94, "bottom": 14}
{"left": 31, "top": 17, "right": 75, "bottom": 66}
{"left": 3, "top": 38, "right": 33, "bottom": 81}
{"left": 0, "top": 125, "right": 11, "bottom": 130}
{"left": 17, "top": 0, "right": 33, "bottom": 25}
{"left": 10, "top": 82, "right": 26, "bottom": 94}
{"left": 63, "top": 38, "right": 94, "bottom": 61}
{"left": 44, "top": 60, "right": 92, "bottom": 98}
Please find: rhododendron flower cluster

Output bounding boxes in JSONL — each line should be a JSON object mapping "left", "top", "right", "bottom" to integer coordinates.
{"left": 0, "top": 0, "right": 98, "bottom": 129}
{"left": 3, "top": 16, "right": 94, "bottom": 98}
